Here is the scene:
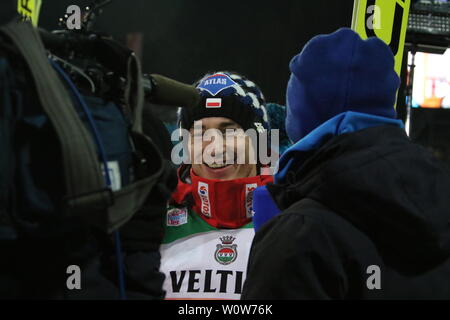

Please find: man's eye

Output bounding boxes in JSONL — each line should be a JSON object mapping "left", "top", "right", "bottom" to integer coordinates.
{"left": 224, "top": 129, "right": 242, "bottom": 137}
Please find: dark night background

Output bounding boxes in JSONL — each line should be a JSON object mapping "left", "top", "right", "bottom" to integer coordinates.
{"left": 1, "top": 1, "right": 449, "bottom": 163}
{"left": 0, "top": 0, "right": 354, "bottom": 105}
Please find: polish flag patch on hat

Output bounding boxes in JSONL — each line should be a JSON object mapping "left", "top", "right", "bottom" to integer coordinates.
{"left": 205, "top": 98, "right": 222, "bottom": 108}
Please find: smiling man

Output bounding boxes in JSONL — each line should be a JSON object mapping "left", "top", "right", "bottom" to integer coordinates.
{"left": 189, "top": 116, "right": 257, "bottom": 180}
{"left": 159, "top": 71, "right": 273, "bottom": 299}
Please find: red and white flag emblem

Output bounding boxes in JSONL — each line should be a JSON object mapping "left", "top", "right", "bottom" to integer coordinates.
{"left": 205, "top": 98, "right": 222, "bottom": 108}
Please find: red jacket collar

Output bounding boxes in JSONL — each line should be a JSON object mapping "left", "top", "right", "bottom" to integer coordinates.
{"left": 171, "top": 166, "right": 273, "bottom": 228}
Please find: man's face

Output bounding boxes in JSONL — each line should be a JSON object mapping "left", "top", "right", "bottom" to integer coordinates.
{"left": 189, "top": 117, "right": 257, "bottom": 180}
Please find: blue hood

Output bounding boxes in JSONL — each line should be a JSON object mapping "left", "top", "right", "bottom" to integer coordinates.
{"left": 276, "top": 111, "right": 404, "bottom": 184}
{"left": 253, "top": 111, "right": 404, "bottom": 232}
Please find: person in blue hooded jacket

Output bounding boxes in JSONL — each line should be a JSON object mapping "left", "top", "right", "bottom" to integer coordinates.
{"left": 241, "top": 28, "right": 450, "bottom": 299}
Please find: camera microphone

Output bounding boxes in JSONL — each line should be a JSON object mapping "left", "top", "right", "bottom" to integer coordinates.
{"left": 144, "top": 74, "right": 200, "bottom": 109}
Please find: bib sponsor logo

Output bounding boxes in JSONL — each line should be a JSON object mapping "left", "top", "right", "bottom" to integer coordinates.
{"left": 245, "top": 184, "right": 257, "bottom": 218}
{"left": 198, "top": 182, "right": 211, "bottom": 217}
{"left": 215, "top": 236, "right": 237, "bottom": 265}
{"left": 197, "top": 73, "right": 237, "bottom": 96}
{"left": 169, "top": 269, "right": 244, "bottom": 295}
{"left": 167, "top": 207, "right": 188, "bottom": 226}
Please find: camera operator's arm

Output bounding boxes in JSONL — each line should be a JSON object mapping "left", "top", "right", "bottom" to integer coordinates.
{"left": 118, "top": 159, "right": 177, "bottom": 299}
{"left": 117, "top": 103, "right": 178, "bottom": 299}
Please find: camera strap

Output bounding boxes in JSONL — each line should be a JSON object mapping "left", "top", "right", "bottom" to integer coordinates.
{"left": 0, "top": 21, "right": 163, "bottom": 233}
